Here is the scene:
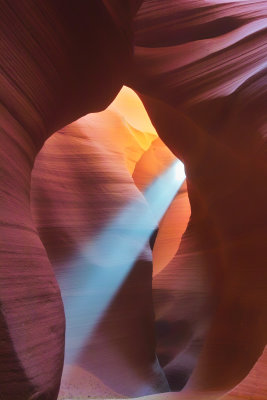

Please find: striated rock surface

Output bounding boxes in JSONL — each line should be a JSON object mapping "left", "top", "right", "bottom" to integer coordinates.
{"left": 129, "top": 0, "right": 267, "bottom": 398}
{"left": 31, "top": 91, "right": 168, "bottom": 397}
{"left": 0, "top": 1, "right": 138, "bottom": 399}
{"left": 1, "top": 0, "right": 266, "bottom": 399}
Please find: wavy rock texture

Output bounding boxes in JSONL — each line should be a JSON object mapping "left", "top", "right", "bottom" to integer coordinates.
{"left": 0, "top": 1, "right": 138, "bottom": 399}
{"left": 31, "top": 86, "right": 193, "bottom": 398}
{"left": 1, "top": 0, "right": 266, "bottom": 399}
{"left": 31, "top": 90, "right": 170, "bottom": 397}
{"left": 128, "top": 1, "right": 267, "bottom": 398}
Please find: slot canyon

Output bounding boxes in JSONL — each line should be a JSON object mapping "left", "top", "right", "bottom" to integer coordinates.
{"left": 0, "top": 1, "right": 266, "bottom": 400}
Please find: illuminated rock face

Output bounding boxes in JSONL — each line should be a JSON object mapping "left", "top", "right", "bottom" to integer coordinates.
{"left": 129, "top": 1, "right": 267, "bottom": 399}
{"left": 31, "top": 105, "right": 168, "bottom": 397}
{"left": 132, "top": 138, "right": 191, "bottom": 276}
{"left": 0, "top": 1, "right": 266, "bottom": 400}
{"left": 30, "top": 89, "right": 189, "bottom": 398}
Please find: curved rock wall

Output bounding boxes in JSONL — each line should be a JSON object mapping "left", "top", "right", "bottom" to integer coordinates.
{"left": 0, "top": 1, "right": 137, "bottom": 399}
{"left": 129, "top": 1, "right": 267, "bottom": 398}
{"left": 31, "top": 104, "right": 168, "bottom": 397}
{"left": 132, "top": 137, "right": 191, "bottom": 276}
{"left": 1, "top": 0, "right": 266, "bottom": 399}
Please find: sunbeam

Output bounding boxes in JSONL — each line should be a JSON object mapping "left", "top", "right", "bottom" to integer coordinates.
{"left": 57, "top": 159, "right": 186, "bottom": 364}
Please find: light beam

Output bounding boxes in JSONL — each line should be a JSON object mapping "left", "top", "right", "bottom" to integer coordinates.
{"left": 57, "top": 160, "right": 186, "bottom": 365}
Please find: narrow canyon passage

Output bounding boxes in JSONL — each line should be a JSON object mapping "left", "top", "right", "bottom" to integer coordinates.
{"left": 31, "top": 88, "right": 173, "bottom": 398}
{"left": 0, "top": 1, "right": 266, "bottom": 400}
